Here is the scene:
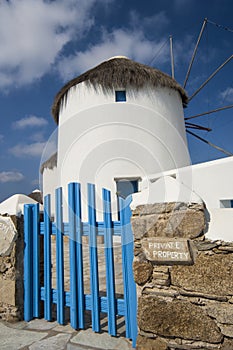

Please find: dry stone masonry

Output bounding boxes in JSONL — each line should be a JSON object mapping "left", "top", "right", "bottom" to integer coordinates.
{"left": 132, "top": 202, "right": 233, "bottom": 350}
{"left": 0, "top": 215, "right": 24, "bottom": 321}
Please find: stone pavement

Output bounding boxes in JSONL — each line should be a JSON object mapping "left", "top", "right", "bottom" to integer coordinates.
{"left": 0, "top": 317, "right": 133, "bottom": 350}
{"left": 51, "top": 239, "right": 124, "bottom": 295}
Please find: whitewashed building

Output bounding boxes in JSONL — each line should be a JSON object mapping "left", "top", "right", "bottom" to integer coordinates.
{"left": 41, "top": 56, "right": 190, "bottom": 218}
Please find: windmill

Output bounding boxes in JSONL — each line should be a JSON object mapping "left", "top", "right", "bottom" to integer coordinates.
{"left": 153, "top": 18, "right": 233, "bottom": 158}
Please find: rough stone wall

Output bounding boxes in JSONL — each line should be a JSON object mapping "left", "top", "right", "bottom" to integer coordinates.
{"left": 132, "top": 202, "right": 233, "bottom": 350}
{"left": 0, "top": 215, "right": 24, "bottom": 321}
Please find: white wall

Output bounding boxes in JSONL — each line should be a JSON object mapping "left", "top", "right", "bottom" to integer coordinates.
{"left": 134, "top": 156, "right": 233, "bottom": 241}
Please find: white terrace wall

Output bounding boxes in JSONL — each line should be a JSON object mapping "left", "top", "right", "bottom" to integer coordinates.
{"left": 133, "top": 156, "right": 233, "bottom": 242}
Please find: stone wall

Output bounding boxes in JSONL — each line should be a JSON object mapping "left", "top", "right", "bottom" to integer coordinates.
{"left": 0, "top": 215, "right": 24, "bottom": 321}
{"left": 132, "top": 202, "right": 233, "bottom": 350}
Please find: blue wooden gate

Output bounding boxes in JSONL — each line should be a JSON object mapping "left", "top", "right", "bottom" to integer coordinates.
{"left": 24, "top": 183, "right": 137, "bottom": 348}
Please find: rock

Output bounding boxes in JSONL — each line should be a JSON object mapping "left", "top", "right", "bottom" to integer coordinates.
{"left": 217, "top": 246, "right": 233, "bottom": 252}
{"left": 222, "top": 338, "right": 233, "bottom": 349}
{"left": 194, "top": 241, "right": 220, "bottom": 251}
{"left": 153, "top": 266, "right": 170, "bottom": 273}
{"left": 157, "top": 210, "right": 205, "bottom": 239}
{"left": 131, "top": 217, "right": 147, "bottom": 239}
{"left": 132, "top": 203, "right": 205, "bottom": 239}
{"left": 0, "top": 216, "right": 17, "bottom": 256}
{"left": 136, "top": 335, "right": 168, "bottom": 350}
{"left": 133, "top": 203, "right": 203, "bottom": 216}
{"left": 213, "top": 248, "right": 228, "bottom": 254}
{"left": 218, "top": 324, "right": 233, "bottom": 337}
{"left": 139, "top": 330, "right": 157, "bottom": 338}
{"left": 179, "top": 290, "right": 227, "bottom": 302}
{"left": 153, "top": 272, "right": 169, "bottom": 280}
{"left": 207, "top": 303, "right": 233, "bottom": 324}
{"left": 138, "top": 296, "right": 222, "bottom": 343}
{"left": 0, "top": 260, "right": 7, "bottom": 273}
{"left": 142, "top": 286, "right": 179, "bottom": 298}
{"left": 133, "top": 211, "right": 205, "bottom": 239}
{"left": 135, "top": 241, "right": 142, "bottom": 248}
{"left": 0, "top": 278, "right": 15, "bottom": 305}
{"left": 133, "top": 259, "right": 153, "bottom": 285}
{"left": 171, "top": 254, "right": 233, "bottom": 297}
{"left": 168, "top": 340, "right": 221, "bottom": 349}
{"left": 133, "top": 203, "right": 177, "bottom": 216}
{"left": 153, "top": 278, "right": 170, "bottom": 287}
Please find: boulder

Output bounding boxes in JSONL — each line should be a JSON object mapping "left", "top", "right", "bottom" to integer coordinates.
{"left": 171, "top": 254, "right": 233, "bottom": 296}
{"left": 138, "top": 296, "right": 222, "bottom": 343}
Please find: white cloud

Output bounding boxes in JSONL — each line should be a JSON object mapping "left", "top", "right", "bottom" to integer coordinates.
{"left": 29, "top": 131, "right": 46, "bottom": 142}
{"left": 0, "top": 134, "right": 4, "bottom": 143}
{"left": 220, "top": 87, "right": 233, "bottom": 103}
{"left": 0, "top": 0, "right": 111, "bottom": 89}
{"left": 9, "top": 142, "right": 46, "bottom": 157}
{"left": 14, "top": 115, "right": 48, "bottom": 129}
{"left": 57, "top": 28, "right": 170, "bottom": 80}
{"left": 9, "top": 134, "right": 57, "bottom": 159}
{"left": 0, "top": 171, "right": 24, "bottom": 183}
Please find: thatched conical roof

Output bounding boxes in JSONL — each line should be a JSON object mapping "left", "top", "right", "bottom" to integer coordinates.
{"left": 28, "top": 190, "right": 43, "bottom": 204}
{"left": 52, "top": 57, "right": 188, "bottom": 124}
{"left": 40, "top": 152, "right": 57, "bottom": 174}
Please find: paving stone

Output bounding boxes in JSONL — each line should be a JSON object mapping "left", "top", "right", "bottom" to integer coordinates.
{"left": 25, "top": 318, "right": 58, "bottom": 331}
{"left": 71, "top": 328, "right": 132, "bottom": 350}
{"left": 3, "top": 320, "right": 28, "bottom": 330}
{"left": 29, "top": 333, "right": 71, "bottom": 350}
{"left": 0, "top": 322, "right": 47, "bottom": 350}
{"left": 53, "top": 323, "right": 76, "bottom": 333}
{"left": 67, "top": 344, "right": 90, "bottom": 350}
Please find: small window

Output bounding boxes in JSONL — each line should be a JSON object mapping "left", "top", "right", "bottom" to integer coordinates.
{"left": 115, "top": 177, "right": 140, "bottom": 199}
{"left": 220, "top": 200, "right": 233, "bottom": 208}
{"left": 115, "top": 90, "right": 126, "bottom": 102}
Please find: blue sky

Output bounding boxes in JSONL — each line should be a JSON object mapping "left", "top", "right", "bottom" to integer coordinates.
{"left": 0, "top": 0, "right": 233, "bottom": 202}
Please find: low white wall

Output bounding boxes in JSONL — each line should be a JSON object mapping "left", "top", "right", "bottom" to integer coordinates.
{"left": 134, "top": 156, "right": 233, "bottom": 242}
{"left": 207, "top": 208, "right": 233, "bottom": 241}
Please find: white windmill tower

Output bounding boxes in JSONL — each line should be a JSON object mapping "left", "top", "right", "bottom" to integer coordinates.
{"left": 41, "top": 56, "right": 190, "bottom": 217}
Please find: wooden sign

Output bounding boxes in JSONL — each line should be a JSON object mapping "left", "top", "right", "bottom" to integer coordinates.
{"left": 141, "top": 238, "right": 192, "bottom": 265}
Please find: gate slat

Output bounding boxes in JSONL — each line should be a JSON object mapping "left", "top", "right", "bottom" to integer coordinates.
{"left": 32, "top": 203, "right": 40, "bottom": 318}
{"left": 55, "top": 187, "right": 65, "bottom": 324}
{"left": 119, "top": 196, "right": 138, "bottom": 348}
{"left": 44, "top": 195, "right": 52, "bottom": 321}
{"left": 24, "top": 204, "right": 34, "bottom": 321}
{"left": 88, "top": 183, "right": 100, "bottom": 332}
{"left": 68, "top": 182, "right": 84, "bottom": 329}
{"left": 75, "top": 184, "right": 85, "bottom": 329}
{"left": 103, "top": 188, "right": 117, "bottom": 336}
{"left": 68, "top": 183, "right": 78, "bottom": 329}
